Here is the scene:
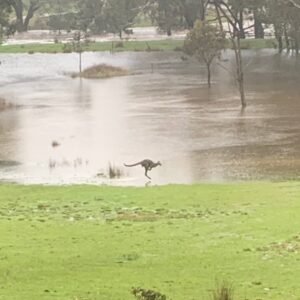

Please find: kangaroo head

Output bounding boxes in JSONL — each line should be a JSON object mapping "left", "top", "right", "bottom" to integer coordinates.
{"left": 157, "top": 161, "right": 162, "bottom": 166}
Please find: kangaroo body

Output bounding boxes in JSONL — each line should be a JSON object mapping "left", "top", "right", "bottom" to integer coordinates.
{"left": 124, "top": 159, "right": 161, "bottom": 180}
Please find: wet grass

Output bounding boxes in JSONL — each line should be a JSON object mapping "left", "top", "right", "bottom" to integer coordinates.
{"left": 0, "top": 39, "right": 277, "bottom": 54}
{"left": 0, "top": 182, "right": 300, "bottom": 299}
{"left": 0, "top": 40, "right": 183, "bottom": 54}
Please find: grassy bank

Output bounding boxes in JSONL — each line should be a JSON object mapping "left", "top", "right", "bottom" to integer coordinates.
{"left": 0, "top": 38, "right": 277, "bottom": 54}
{"left": 0, "top": 182, "right": 300, "bottom": 299}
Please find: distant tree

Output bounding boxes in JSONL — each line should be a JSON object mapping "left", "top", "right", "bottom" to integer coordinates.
{"left": 0, "top": 1, "right": 11, "bottom": 36}
{"left": 263, "top": 0, "right": 300, "bottom": 54}
{"left": 184, "top": 20, "right": 226, "bottom": 87}
{"left": 178, "top": 0, "right": 210, "bottom": 27}
{"left": 44, "top": 0, "right": 77, "bottom": 33}
{"left": 4, "top": 0, "right": 41, "bottom": 32}
{"left": 103, "top": 0, "right": 145, "bottom": 38}
{"left": 147, "top": 0, "right": 181, "bottom": 36}
{"left": 146, "top": 0, "right": 209, "bottom": 35}
{"left": 75, "top": 0, "right": 106, "bottom": 33}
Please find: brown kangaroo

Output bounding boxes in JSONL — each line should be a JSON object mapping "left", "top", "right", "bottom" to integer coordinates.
{"left": 124, "top": 159, "right": 161, "bottom": 180}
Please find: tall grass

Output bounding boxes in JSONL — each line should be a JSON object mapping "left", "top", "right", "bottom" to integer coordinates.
{"left": 0, "top": 98, "right": 15, "bottom": 111}
{"left": 108, "top": 162, "right": 123, "bottom": 179}
{"left": 211, "top": 281, "right": 234, "bottom": 300}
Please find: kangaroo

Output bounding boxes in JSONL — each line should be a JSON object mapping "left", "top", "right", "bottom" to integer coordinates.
{"left": 124, "top": 159, "right": 161, "bottom": 180}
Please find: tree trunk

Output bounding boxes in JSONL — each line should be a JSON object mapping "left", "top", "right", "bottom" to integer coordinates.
{"left": 206, "top": 62, "right": 211, "bottom": 88}
{"left": 13, "top": 0, "right": 25, "bottom": 32}
{"left": 295, "top": 37, "right": 299, "bottom": 55}
{"left": 277, "top": 35, "right": 283, "bottom": 53}
{"left": 284, "top": 24, "right": 290, "bottom": 52}
{"left": 214, "top": 4, "right": 223, "bottom": 32}
{"left": 213, "top": 1, "right": 246, "bottom": 107}
{"left": 24, "top": 3, "right": 37, "bottom": 31}
{"left": 238, "top": 10, "right": 245, "bottom": 39}
{"left": 233, "top": 37, "right": 246, "bottom": 107}
{"left": 167, "top": 27, "right": 172, "bottom": 36}
{"left": 11, "top": 0, "right": 39, "bottom": 32}
{"left": 79, "top": 52, "right": 82, "bottom": 74}
{"left": 254, "top": 10, "right": 264, "bottom": 39}
{"left": 199, "top": 0, "right": 206, "bottom": 21}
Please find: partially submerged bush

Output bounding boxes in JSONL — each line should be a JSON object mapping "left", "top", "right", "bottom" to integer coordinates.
{"left": 0, "top": 98, "right": 15, "bottom": 111}
{"left": 132, "top": 287, "right": 166, "bottom": 300}
{"left": 71, "top": 64, "right": 128, "bottom": 79}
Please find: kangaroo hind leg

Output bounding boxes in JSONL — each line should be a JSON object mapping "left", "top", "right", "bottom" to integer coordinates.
{"left": 145, "top": 168, "right": 151, "bottom": 180}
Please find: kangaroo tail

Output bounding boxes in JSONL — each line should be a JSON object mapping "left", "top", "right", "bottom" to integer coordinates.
{"left": 124, "top": 162, "right": 142, "bottom": 167}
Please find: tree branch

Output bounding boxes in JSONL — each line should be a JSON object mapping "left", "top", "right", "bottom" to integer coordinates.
{"left": 288, "top": 0, "right": 300, "bottom": 9}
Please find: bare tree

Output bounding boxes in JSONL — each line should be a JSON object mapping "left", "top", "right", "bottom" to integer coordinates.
{"left": 212, "top": 0, "right": 247, "bottom": 108}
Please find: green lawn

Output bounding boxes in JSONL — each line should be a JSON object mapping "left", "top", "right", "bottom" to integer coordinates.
{"left": 0, "top": 182, "right": 300, "bottom": 299}
{"left": 0, "top": 38, "right": 277, "bottom": 54}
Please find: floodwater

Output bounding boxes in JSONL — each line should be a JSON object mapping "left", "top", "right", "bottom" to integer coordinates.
{"left": 0, "top": 50, "right": 300, "bottom": 185}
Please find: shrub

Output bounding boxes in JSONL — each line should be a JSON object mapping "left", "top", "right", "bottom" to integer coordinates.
{"left": 132, "top": 287, "right": 167, "bottom": 300}
{"left": 71, "top": 64, "right": 128, "bottom": 79}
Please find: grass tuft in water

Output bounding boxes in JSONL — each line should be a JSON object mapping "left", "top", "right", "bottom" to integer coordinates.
{"left": 108, "top": 162, "right": 123, "bottom": 178}
{"left": 0, "top": 98, "right": 15, "bottom": 111}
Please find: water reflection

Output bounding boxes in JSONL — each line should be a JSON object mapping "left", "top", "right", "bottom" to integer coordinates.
{"left": 0, "top": 50, "right": 299, "bottom": 185}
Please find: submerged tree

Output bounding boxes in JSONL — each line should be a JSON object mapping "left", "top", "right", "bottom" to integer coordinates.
{"left": 184, "top": 20, "right": 226, "bottom": 87}
{"left": 71, "top": 31, "right": 90, "bottom": 74}
{"left": 212, "top": 0, "right": 247, "bottom": 108}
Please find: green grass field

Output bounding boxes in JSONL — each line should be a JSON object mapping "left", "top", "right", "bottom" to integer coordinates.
{"left": 0, "top": 38, "right": 277, "bottom": 54}
{"left": 1, "top": 182, "right": 300, "bottom": 299}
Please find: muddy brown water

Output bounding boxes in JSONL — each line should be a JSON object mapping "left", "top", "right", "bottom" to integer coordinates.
{"left": 0, "top": 50, "right": 299, "bottom": 185}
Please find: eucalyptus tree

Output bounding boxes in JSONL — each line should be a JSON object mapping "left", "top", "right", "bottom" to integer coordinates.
{"left": 76, "top": 0, "right": 145, "bottom": 36}
{"left": 263, "top": 0, "right": 300, "bottom": 53}
{"left": 146, "top": 0, "right": 181, "bottom": 36}
{"left": 75, "top": 0, "right": 105, "bottom": 33}
{"left": 102, "top": 0, "right": 145, "bottom": 38}
{"left": 0, "top": 1, "right": 12, "bottom": 41}
{"left": 146, "top": 0, "right": 209, "bottom": 35}
{"left": 43, "top": 0, "right": 77, "bottom": 33}
{"left": 4, "top": 0, "right": 41, "bottom": 32}
{"left": 178, "top": 0, "right": 209, "bottom": 26}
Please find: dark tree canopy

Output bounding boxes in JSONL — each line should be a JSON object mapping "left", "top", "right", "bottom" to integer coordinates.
{"left": 4, "top": 0, "right": 41, "bottom": 32}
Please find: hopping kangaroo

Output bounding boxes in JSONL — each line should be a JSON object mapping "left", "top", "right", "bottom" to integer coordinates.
{"left": 124, "top": 159, "right": 161, "bottom": 180}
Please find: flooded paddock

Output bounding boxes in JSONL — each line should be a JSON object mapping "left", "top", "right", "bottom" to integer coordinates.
{"left": 0, "top": 50, "right": 299, "bottom": 185}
